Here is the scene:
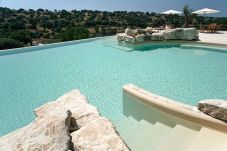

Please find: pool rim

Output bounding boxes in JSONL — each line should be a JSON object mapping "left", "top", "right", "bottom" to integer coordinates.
{"left": 123, "top": 84, "right": 227, "bottom": 133}
{"left": 0, "top": 37, "right": 227, "bottom": 56}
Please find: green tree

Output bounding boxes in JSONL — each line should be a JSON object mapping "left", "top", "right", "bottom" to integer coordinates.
{"left": 0, "top": 38, "right": 24, "bottom": 50}
{"left": 9, "top": 30, "right": 33, "bottom": 45}
{"left": 60, "top": 26, "right": 89, "bottom": 41}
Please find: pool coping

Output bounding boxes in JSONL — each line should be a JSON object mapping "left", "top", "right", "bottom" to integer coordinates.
{"left": 123, "top": 84, "right": 227, "bottom": 133}
{"left": 1, "top": 36, "right": 227, "bottom": 55}
{"left": 0, "top": 37, "right": 102, "bottom": 56}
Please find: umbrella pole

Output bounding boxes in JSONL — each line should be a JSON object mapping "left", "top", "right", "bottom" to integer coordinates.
{"left": 203, "top": 12, "right": 206, "bottom": 25}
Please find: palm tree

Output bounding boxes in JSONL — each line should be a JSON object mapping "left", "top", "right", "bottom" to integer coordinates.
{"left": 183, "top": 5, "right": 191, "bottom": 28}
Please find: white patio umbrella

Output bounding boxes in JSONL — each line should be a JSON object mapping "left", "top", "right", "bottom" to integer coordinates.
{"left": 162, "top": 10, "right": 182, "bottom": 15}
{"left": 192, "top": 8, "right": 220, "bottom": 16}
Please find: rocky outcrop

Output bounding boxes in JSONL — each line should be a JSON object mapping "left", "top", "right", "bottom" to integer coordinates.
{"left": 125, "top": 28, "right": 136, "bottom": 37}
{"left": 162, "top": 30, "right": 177, "bottom": 40}
{"left": 117, "top": 28, "right": 199, "bottom": 43}
{"left": 135, "top": 29, "right": 146, "bottom": 35}
{"left": 124, "top": 35, "right": 135, "bottom": 43}
{"left": 163, "top": 28, "right": 199, "bottom": 40}
{"left": 152, "top": 33, "right": 164, "bottom": 41}
{"left": 135, "top": 34, "right": 145, "bottom": 42}
{"left": 176, "top": 28, "right": 199, "bottom": 40}
{"left": 0, "top": 103, "right": 70, "bottom": 151}
{"left": 198, "top": 99, "right": 227, "bottom": 121}
{"left": 117, "top": 33, "right": 127, "bottom": 41}
{"left": 0, "top": 90, "right": 129, "bottom": 151}
{"left": 72, "top": 117, "right": 129, "bottom": 151}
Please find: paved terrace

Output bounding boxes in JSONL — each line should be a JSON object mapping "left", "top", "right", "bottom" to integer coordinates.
{"left": 198, "top": 31, "right": 227, "bottom": 46}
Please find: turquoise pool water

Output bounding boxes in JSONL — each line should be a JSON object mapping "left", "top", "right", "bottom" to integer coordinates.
{"left": 0, "top": 38, "right": 227, "bottom": 138}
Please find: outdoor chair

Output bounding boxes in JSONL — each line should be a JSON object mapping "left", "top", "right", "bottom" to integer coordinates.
{"left": 207, "top": 23, "right": 217, "bottom": 33}
{"left": 200, "top": 25, "right": 207, "bottom": 33}
{"left": 215, "top": 24, "right": 222, "bottom": 32}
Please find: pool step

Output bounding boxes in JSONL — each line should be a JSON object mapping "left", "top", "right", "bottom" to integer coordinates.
{"left": 186, "top": 127, "right": 227, "bottom": 151}
{"left": 100, "top": 42, "right": 133, "bottom": 52}
{"left": 145, "top": 121, "right": 173, "bottom": 150}
{"left": 117, "top": 116, "right": 157, "bottom": 151}
{"left": 99, "top": 37, "right": 134, "bottom": 52}
{"left": 118, "top": 116, "right": 173, "bottom": 151}
{"left": 153, "top": 124, "right": 199, "bottom": 151}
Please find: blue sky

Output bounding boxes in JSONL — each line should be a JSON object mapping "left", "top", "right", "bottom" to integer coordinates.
{"left": 1, "top": 0, "right": 226, "bottom": 17}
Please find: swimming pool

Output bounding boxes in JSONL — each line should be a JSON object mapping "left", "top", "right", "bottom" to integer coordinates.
{"left": 0, "top": 38, "right": 227, "bottom": 144}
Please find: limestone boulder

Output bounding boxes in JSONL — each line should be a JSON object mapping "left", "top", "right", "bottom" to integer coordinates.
{"left": 125, "top": 28, "right": 136, "bottom": 37}
{"left": 35, "top": 90, "right": 100, "bottom": 128}
{"left": 144, "top": 33, "right": 152, "bottom": 41}
{"left": 152, "top": 33, "right": 164, "bottom": 41}
{"left": 135, "top": 29, "right": 146, "bottom": 35}
{"left": 0, "top": 90, "right": 99, "bottom": 150}
{"left": 176, "top": 28, "right": 199, "bottom": 40}
{"left": 145, "top": 27, "right": 154, "bottom": 34}
{"left": 124, "top": 35, "right": 135, "bottom": 43}
{"left": 0, "top": 90, "right": 130, "bottom": 151}
{"left": 0, "top": 107, "right": 70, "bottom": 151}
{"left": 71, "top": 117, "right": 129, "bottom": 151}
{"left": 163, "top": 29, "right": 177, "bottom": 40}
{"left": 117, "top": 33, "right": 127, "bottom": 41}
{"left": 135, "top": 34, "right": 145, "bottom": 42}
{"left": 198, "top": 99, "right": 227, "bottom": 121}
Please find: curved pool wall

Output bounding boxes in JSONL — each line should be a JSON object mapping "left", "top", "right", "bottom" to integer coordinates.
{"left": 123, "top": 84, "right": 227, "bottom": 132}
{"left": 0, "top": 38, "right": 227, "bottom": 145}
{"left": 120, "top": 84, "right": 227, "bottom": 151}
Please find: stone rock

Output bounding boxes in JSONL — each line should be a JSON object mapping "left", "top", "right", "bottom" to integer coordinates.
{"left": 135, "top": 34, "right": 145, "bottom": 42}
{"left": 135, "top": 29, "right": 146, "bottom": 35}
{"left": 124, "top": 35, "right": 135, "bottom": 43}
{"left": 198, "top": 99, "right": 227, "bottom": 121}
{"left": 125, "top": 28, "right": 136, "bottom": 37}
{"left": 179, "top": 28, "right": 199, "bottom": 40}
{"left": 144, "top": 33, "right": 152, "bottom": 41}
{"left": 71, "top": 117, "right": 129, "bottom": 151}
{"left": 118, "top": 28, "right": 198, "bottom": 42}
{"left": 152, "top": 33, "right": 164, "bottom": 41}
{"left": 163, "top": 28, "right": 199, "bottom": 40}
{"left": 145, "top": 27, "right": 155, "bottom": 34}
{"left": 0, "top": 90, "right": 130, "bottom": 151}
{"left": 145, "top": 27, "right": 160, "bottom": 34}
{"left": 35, "top": 90, "right": 100, "bottom": 128}
{"left": 0, "top": 106, "right": 70, "bottom": 151}
{"left": 117, "top": 33, "right": 127, "bottom": 41}
{"left": 163, "top": 29, "right": 177, "bottom": 40}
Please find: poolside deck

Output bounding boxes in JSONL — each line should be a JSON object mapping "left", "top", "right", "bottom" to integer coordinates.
{"left": 198, "top": 31, "right": 227, "bottom": 46}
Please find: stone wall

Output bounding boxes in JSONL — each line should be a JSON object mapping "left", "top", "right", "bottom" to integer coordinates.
{"left": 0, "top": 90, "right": 129, "bottom": 151}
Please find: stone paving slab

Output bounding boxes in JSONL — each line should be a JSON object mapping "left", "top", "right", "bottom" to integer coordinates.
{"left": 198, "top": 31, "right": 227, "bottom": 46}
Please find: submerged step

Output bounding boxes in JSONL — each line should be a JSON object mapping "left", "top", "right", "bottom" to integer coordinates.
{"left": 137, "top": 122, "right": 172, "bottom": 151}
{"left": 186, "top": 127, "right": 227, "bottom": 151}
{"left": 153, "top": 124, "right": 199, "bottom": 151}
{"left": 131, "top": 121, "right": 172, "bottom": 151}
{"left": 117, "top": 116, "right": 157, "bottom": 150}
{"left": 118, "top": 116, "right": 173, "bottom": 151}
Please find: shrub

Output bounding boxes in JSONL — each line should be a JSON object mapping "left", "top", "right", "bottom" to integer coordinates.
{"left": 0, "top": 38, "right": 24, "bottom": 50}
{"left": 60, "top": 26, "right": 89, "bottom": 41}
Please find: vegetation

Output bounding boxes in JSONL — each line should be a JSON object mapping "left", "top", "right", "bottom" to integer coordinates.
{"left": 0, "top": 38, "right": 23, "bottom": 50}
{"left": 0, "top": 7, "right": 227, "bottom": 49}
{"left": 183, "top": 5, "right": 191, "bottom": 28}
{"left": 60, "top": 26, "right": 89, "bottom": 41}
